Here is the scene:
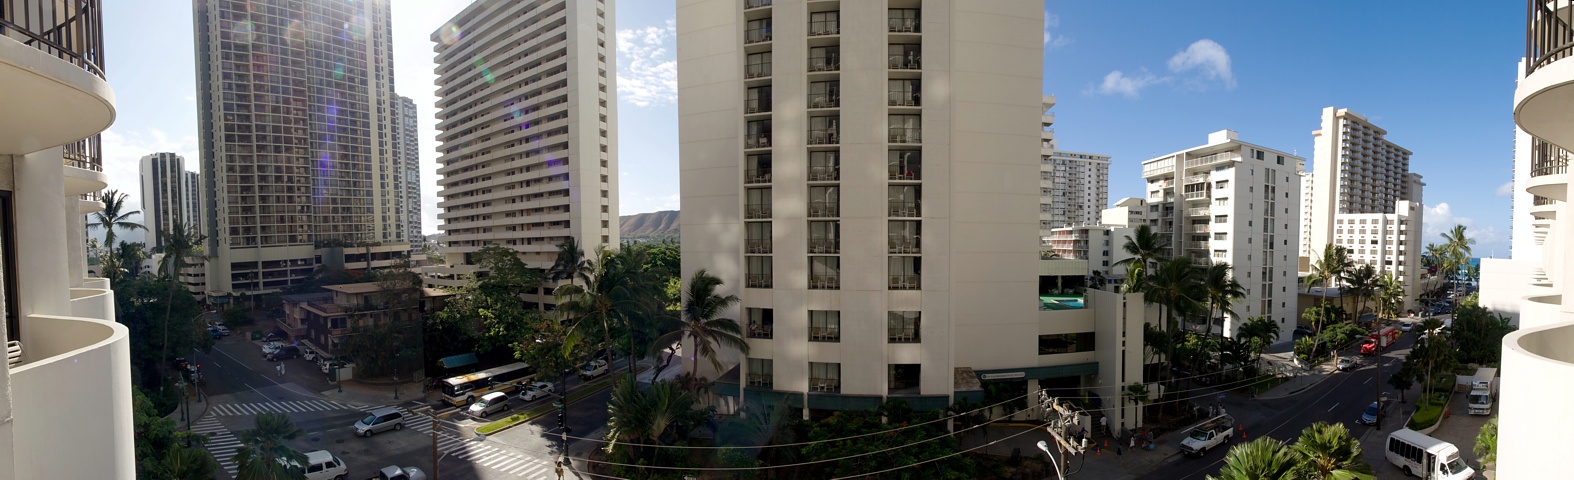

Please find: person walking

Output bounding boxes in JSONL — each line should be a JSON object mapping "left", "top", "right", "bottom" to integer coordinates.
{"left": 276, "top": 362, "right": 285, "bottom": 377}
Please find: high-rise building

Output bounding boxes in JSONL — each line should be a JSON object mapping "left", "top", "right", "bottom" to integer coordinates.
{"left": 391, "top": 94, "right": 422, "bottom": 250}
{"left": 425, "top": 0, "right": 619, "bottom": 294}
{"left": 1494, "top": 5, "right": 1574, "bottom": 475}
{"left": 1036, "top": 96, "right": 1111, "bottom": 234}
{"left": 139, "top": 153, "right": 201, "bottom": 249}
{"left": 680, "top": 0, "right": 1059, "bottom": 414}
{"left": 1141, "top": 130, "right": 1302, "bottom": 338}
{"left": 1302, "top": 107, "right": 1427, "bottom": 309}
{"left": 1, "top": 2, "right": 134, "bottom": 477}
{"left": 193, "top": 0, "right": 411, "bottom": 297}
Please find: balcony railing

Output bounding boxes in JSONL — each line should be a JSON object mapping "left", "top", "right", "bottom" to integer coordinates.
{"left": 809, "top": 55, "right": 839, "bottom": 72}
{"left": 746, "top": 373, "right": 772, "bottom": 387}
{"left": 888, "top": 16, "right": 920, "bottom": 33}
{"left": 889, "top": 127, "right": 921, "bottom": 144}
{"left": 746, "top": 321, "right": 773, "bottom": 339}
{"left": 745, "top": 203, "right": 771, "bottom": 219}
{"left": 745, "top": 239, "right": 771, "bottom": 254}
{"left": 888, "top": 91, "right": 920, "bottom": 106}
{"left": 1532, "top": 137, "right": 1570, "bottom": 177}
{"left": 808, "top": 238, "right": 839, "bottom": 254}
{"left": 745, "top": 99, "right": 771, "bottom": 114}
{"left": 62, "top": 136, "right": 102, "bottom": 172}
{"left": 808, "top": 129, "right": 839, "bottom": 145}
{"left": 1186, "top": 207, "right": 1211, "bottom": 217}
{"left": 810, "top": 377, "right": 840, "bottom": 393}
{"left": 808, "top": 201, "right": 839, "bottom": 217}
{"left": 889, "top": 162, "right": 921, "bottom": 180}
{"left": 889, "top": 274, "right": 920, "bottom": 290}
{"left": 809, "top": 95, "right": 840, "bottom": 108}
{"left": 810, "top": 327, "right": 840, "bottom": 342}
{"left": 746, "top": 274, "right": 773, "bottom": 288}
{"left": 0, "top": 0, "right": 105, "bottom": 78}
{"left": 1184, "top": 152, "right": 1239, "bottom": 169}
{"left": 1182, "top": 190, "right": 1208, "bottom": 200}
{"left": 889, "top": 236, "right": 920, "bottom": 254}
{"left": 810, "top": 275, "right": 840, "bottom": 290}
{"left": 1526, "top": 0, "right": 1574, "bottom": 75}
{"left": 745, "top": 134, "right": 770, "bottom": 149}
{"left": 808, "top": 165, "right": 840, "bottom": 181}
{"left": 888, "top": 327, "right": 919, "bottom": 343}
{"left": 744, "top": 0, "right": 772, "bottom": 9}
{"left": 889, "top": 201, "right": 920, "bottom": 217}
{"left": 744, "top": 168, "right": 771, "bottom": 184}
{"left": 1536, "top": 195, "right": 1558, "bottom": 206}
{"left": 808, "top": 20, "right": 839, "bottom": 36}
{"left": 745, "top": 27, "right": 772, "bottom": 44}
{"left": 745, "top": 62, "right": 772, "bottom": 78}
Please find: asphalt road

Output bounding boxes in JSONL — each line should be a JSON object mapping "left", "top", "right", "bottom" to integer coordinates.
{"left": 1138, "top": 327, "right": 1421, "bottom": 480}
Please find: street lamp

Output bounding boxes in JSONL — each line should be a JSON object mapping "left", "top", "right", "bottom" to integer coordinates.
{"left": 1036, "top": 441, "right": 1066, "bottom": 480}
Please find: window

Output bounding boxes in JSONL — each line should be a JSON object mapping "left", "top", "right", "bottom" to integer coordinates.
{"left": 809, "top": 221, "right": 840, "bottom": 254}
{"left": 889, "top": 150, "right": 921, "bottom": 180}
{"left": 888, "top": 79, "right": 920, "bottom": 106}
{"left": 809, "top": 362, "right": 841, "bottom": 392}
{"left": 1214, "top": 215, "right": 1228, "bottom": 223}
{"left": 808, "top": 115, "right": 839, "bottom": 145}
{"left": 746, "top": 256, "right": 772, "bottom": 288}
{"left": 745, "top": 52, "right": 772, "bottom": 78}
{"left": 888, "top": 43, "right": 921, "bottom": 69}
{"left": 808, "top": 11, "right": 839, "bottom": 36}
{"left": 808, "top": 80, "right": 840, "bottom": 108}
{"left": 747, "top": 358, "right": 773, "bottom": 387}
{"left": 1215, "top": 180, "right": 1229, "bottom": 190}
{"left": 746, "top": 308, "right": 773, "bottom": 339}
{"left": 745, "top": 188, "right": 772, "bottom": 219}
{"left": 745, "top": 222, "right": 772, "bottom": 254}
{"left": 745, "top": 154, "right": 771, "bottom": 184}
{"left": 745, "top": 86, "right": 771, "bottom": 114}
{"left": 889, "top": 185, "right": 920, "bottom": 217}
{"left": 890, "top": 221, "right": 920, "bottom": 254}
{"left": 809, "top": 45, "right": 840, "bottom": 72}
{"left": 809, "top": 151, "right": 840, "bottom": 181}
{"left": 810, "top": 256, "right": 840, "bottom": 290}
{"left": 889, "top": 257, "right": 920, "bottom": 290}
{"left": 330, "top": 317, "right": 347, "bottom": 329}
{"left": 1038, "top": 332, "right": 1095, "bottom": 355}
{"left": 889, "top": 311, "right": 920, "bottom": 343}
{"left": 889, "top": 114, "right": 921, "bottom": 143}
{"left": 810, "top": 311, "right": 840, "bottom": 342}
{"left": 809, "top": 186, "right": 839, "bottom": 217}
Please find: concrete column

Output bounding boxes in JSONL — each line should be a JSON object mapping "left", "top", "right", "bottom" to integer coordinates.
{"left": 67, "top": 197, "right": 86, "bottom": 288}
{"left": 15, "top": 148, "right": 69, "bottom": 320}
{"left": 0, "top": 154, "right": 16, "bottom": 480}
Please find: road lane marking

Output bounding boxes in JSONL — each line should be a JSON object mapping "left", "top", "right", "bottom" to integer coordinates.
{"left": 1328, "top": 403, "right": 1339, "bottom": 412}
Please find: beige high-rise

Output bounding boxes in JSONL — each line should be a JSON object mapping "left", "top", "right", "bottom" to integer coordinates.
{"left": 427, "top": 0, "right": 619, "bottom": 292}
{"left": 679, "top": 0, "right": 1045, "bottom": 412}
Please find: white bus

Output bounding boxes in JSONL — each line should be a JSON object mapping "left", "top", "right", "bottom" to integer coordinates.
{"left": 1385, "top": 428, "right": 1474, "bottom": 480}
{"left": 440, "top": 362, "right": 536, "bottom": 407}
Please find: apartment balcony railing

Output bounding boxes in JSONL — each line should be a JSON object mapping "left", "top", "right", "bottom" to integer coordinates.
{"left": 889, "top": 162, "right": 921, "bottom": 181}
{"left": 745, "top": 239, "right": 771, "bottom": 254}
{"left": 888, "top": 327, "right": 920, "bottom": 343}
{"left": 746, "top": 274, "right": 772, "bottom": 288}
{"left": 809, "top": 275, "right": 840, "bottom": 290}
{"left": 1189, "top": 225, "right": 1211, "bottom": 233}
{"left": 808, "top": 20, "right": 839, "bottom": 36}
{"left": 889, "top": 201, "right": 920, "bottom": 217}
{"left": 1181, "top": 191, "right": 1208, "bottom": 200}
{"left": 889, "top": 236, "right": 920, "bottom": 254}
{"left": 745, "top": 27, "right": 772, "bottom": 44}
{"left": 1532, "top": 137, "right": 1570, "bottom": 177}
{"left": 1526, "top": 0, "right": 1574, "bottom": 75}
{"left": 62, "top": 136, "right": 102, "bottom": 172}
{"left": 745, "top": 62, "right": 772, "bottom": 78}
{"left": 745, "top": 203, "right": 771, "bottom": 219}
{"left": 809, "top": 95, "right": 840, "bottom": 109}
{"left": 808, "top": 129, "right": 839, "bottom": 145}
{"left": 1186, "top": 207, "right": 1211, "bottom": 217}
{"left": 889, "top": 127, "right": 921, "bottom": 144}
{"left": 889, "top": 54, "right": 921, "bottom": 70}
{"left": 744, "top": 168, "right": 771, "bottom": 184}
{"left": 808, "top": 165, "right": 839, "bottom": 181}
{"left": 1184, "top": 241, "right": 1208, "bottom": 250}
{"left": 808, "top": 201, "right": 839, "bottom": 217}
{"left": 1183, "top": 152, "right": 1239, "bottom": 169}
{"left": 746, "top": 321, "right": 773, "bottom": 339}
{"left": 744, "top": 0, "right": 772, "bottom": 8}
{"left": 809, "top": 55, "right": 839, "bottom": 72}
{"left": 887, "top": 16, "right": 920, "bottom": 33}
{"left": 888, "top": 91, "right": 920, "bottom": 106}
{"left": 809, "top": 327, "right": 840, "bottom": 342}
{"left": 1535, "top": 195, "right": 1558, "bottom": 206}
{"left": 1183, "top": 174, "right": 1210, "bottom": 184}
{"left": 809, "top": 377, "right": 840, "bottom": 392}
{"left": 808, "top": 238, "right": 839, "bottom": 254}
{"left": 0, "top": 0, "right": 106, "bottom": 78}
{"left": 746, "top": 373, "right": 772, "bottom": 387}
{"left": 745, "top": 134, "right": 770, "bottom": 149}
{"left": 889, "top": 274, "right": 920, "bottom": 290}
{"left": 744, "top": 99, "right": 770, "bottom": 114}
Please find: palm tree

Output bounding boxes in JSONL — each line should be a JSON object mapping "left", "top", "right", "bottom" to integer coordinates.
{"left": 1113, "top": 224, "right": 1171, "bottom": 272}
{"left": 558, "top": 246, "right": 638, "bottom": 370}
{"left": 145, "top": 445, "right": 220, "bottom": 480}
{"left": 1474, "top": 418, "right": 1498, "bottom": 468}
{"left": 1290, "top": 422, "right": 1374, "bottom": 480}
{"left": 605, "top": 377, "right": 713, "bottom": 467}
{"left": 1340, "top": 264, "right": 1379, "bottom": 324}
{"left": 1146, "top": 257, "right": 1205, "bottom": 395}
{"left": 1377, "top": 272, "right": 1404, "bottom": 319}
{"left": 88, "top": 188, "right": 145, "bottom": 252}
{"left": 1236, "top": 315, "right": 1280, "bottom": 366}
{"left": 549, "top": 237, "right": 589, "bottom": 286}
{"left": 1207, "top": 437, "right": 1301, "bottom": 480}
{"left": 1307, "top": 244, "right": 1351, "bottom": 331}
{"left": 650, "top": 269, "right": 748, "bottom": 380}
{"left": 156, "top": 220, "right": 208, "bottom": 381}
{"left": 232, "top": 412, "right": 307, "bottom": 480}
{"left": 1202, "top": 263, "right": 1246, "bottom": 337}
{"left": 1442, "top": 224, "right": 1475, "bottom": 314}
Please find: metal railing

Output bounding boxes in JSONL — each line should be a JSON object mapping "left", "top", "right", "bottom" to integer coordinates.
{"left": 746, "top": 322, "right": 773, "bottom": 339}
{"left": 1532, "top": 137, "right": 1571, "bottom": 177}
{"left": 809, "top": 275, "right": 840, "bottom": 290}
{"left": 808, "top": 165, "right": 840, "bottom": 181}
{"left": 808, "top": 128, "right": 839, "bottom": 145}
{"left": 809, "top": 201, "right": 839, "bottom": 217}
{"left": 888, "top": 16, "right": 920, "bottom": 33}
{"left": 809, "top": 95, "right": 839, "bottom": 108}
{"left": 889, "top": 201, "right": 920, "bottom": 217}
{"left": 1527, "top": 0, "right": 1574, "bottom": 75}
{"left": 889, "top": 275, "right": 920, "bottom": 290}
{"left": 888, "top": 327, "right": 920, "bottom": 343}
{"left": 0, "top": 0, "right": 106, "bottom": 78}
{"left": 889, "top": 237, "right": 920, "bottom": 254}
{"left": 888, "top": 91, "right": 920, "bottom": 106}
{"left": 744, "top": 168, "right": 771, "bottom": 184}
{"left": 746, "top": 373, "right": 772, "bottom": 387}
{"left": 744, "top": 98, "right": 771, "bottom": 114}
{"left": 809, "top": 54, "right": 839, "bottom": 72}
{"left": 889, "top": 127, "right": 921, "bottom": 144}
{"left": 1184, "top": 152, "right": 1239, "bottom": 169}
{"left": 744, "top": 0, "right": 772, "bottom": 9}
{"left": 62, "top": 135, "right": 102, "bottom": 172}
{"left": 809, "top": 327, "right": 840, "bottom": 342}
{"left": 745, "top": 62, "right": 772, "bottom": 78}
{"left": 745, "top": 26, "right": 772, "bottom": 44}
{"left": 745, "top": 133, "right": 770, "bottom": 149}
{"left": 808, "top": 20, "right": 839, "bottom": 36}
{"left": 808, "top": 238, "right": 839, "bottom": 254}
{"left": 1535, "top": 195, "right": 1558, "bottom": 206}
{"left": 745, "top": 239, "right": 771, "bottom": 254}
{"left": 746, "top": 274, "right": 773, "bottom": 289}
{"left": 809, "top": 377, "right": 840, "bottom": 392}
{"left": 745, "top": 203, "right": 771, "bottom": 219}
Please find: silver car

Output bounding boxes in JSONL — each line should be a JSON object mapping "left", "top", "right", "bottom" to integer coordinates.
{"left": 354, "top": 407, "right": 404, "bottom": 437}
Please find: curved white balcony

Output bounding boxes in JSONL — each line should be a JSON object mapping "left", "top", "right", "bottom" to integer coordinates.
{"left": 63, "top": 161, "right": 109, "bottom": 196}
{"left": 1499, "top": 316, "right": 1574, "bottom": 480}
{"left": 0, "top": 36, "right": 115, "bottom": 156}
{"left": 1523, "top": 293, "right": 1563, "bottom": 330}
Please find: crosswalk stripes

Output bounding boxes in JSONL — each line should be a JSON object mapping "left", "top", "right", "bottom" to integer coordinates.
{"left": 431, "top": 429, "right": 556, "bottom": 478}
{"left": 190, "top": 415, "right": 242, "bottom": 477}
{"left": 209, "top": 399, "right": 358, "bottom": 416}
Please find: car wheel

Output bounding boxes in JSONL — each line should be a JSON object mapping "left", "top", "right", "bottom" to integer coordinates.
{"left": 1403, "top": 466, "right": 1413, "bottom": 478}
{"left": 335, "top": 475, "right": 346, "bottom": 480}
{"left": 395, "top": 422, "right": 403, "bottom": 431}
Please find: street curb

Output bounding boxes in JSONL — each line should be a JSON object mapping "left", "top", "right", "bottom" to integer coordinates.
{"left": 1255, "top": 372, "right": 1334, "bottom": 400}
{"left": 475, "top": 364, "right": 650, "bottom": 436}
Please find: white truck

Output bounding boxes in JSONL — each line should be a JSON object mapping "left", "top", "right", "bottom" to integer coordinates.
{"left": 1179, "top": 414, "right": 1234, "bottom": 457}
{"left": 1467, "top": 367, "right": 1498, "bottom": 415}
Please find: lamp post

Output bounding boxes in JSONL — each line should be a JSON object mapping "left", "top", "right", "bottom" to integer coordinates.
{"left": 1036, "top": 441, "right": 1066, "bottom": 480}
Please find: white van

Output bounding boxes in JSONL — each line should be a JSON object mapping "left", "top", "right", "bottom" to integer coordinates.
{"left": 280, "top": 450, "right": 348, "bottom": 480}
{"left": 468, "top": 391, "right": 511, "bottom": 418}
{"left": 1386, "top": 428, "right": 1474, "bottom": 479}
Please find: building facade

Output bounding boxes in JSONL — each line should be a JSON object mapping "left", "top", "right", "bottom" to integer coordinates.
{"left": 193, "top": 0, "right": 412, "bottom": 298}
{"left": 139, "top": 152, "right": 201, "bottom": 250}
{"left": 1303, "top": 107, "right": 1426, "bottom": 309}
{"left": 0, "top": 2, "right": 134, "bottom": 477}
{"left": 425, "top": 0, "right": 619, "bottom": 295}
{"left": 680, "top": 0, "right": 1083, "bottom": 416}
{"left": 392, "top": 94, "right": 422, "bottom": 250}
{"left": 1036, "top": 95, "right": 1110, "bottom": 234}
{"left": 1141, "top": 130, "right": 1302, "bottom": 338}
{"left": 279, "top": 282, "right": 450, "bottom": 359}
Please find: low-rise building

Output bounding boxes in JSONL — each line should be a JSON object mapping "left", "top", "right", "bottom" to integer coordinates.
{"left": 280, "top": 282, "right": 451, "bottom": 359}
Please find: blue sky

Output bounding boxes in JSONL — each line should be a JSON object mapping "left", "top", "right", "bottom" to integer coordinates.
{"left": 98, "top": 1, "right": 1519, "bottom": 257}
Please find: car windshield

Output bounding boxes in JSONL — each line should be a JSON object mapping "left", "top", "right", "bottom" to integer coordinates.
{"left": 360, "top": 413, "right": 378, "bottom": 425}
{"left": 1442, "top": 453, "right": 1468, "bottom": 474}
{"left": 1188, "top": 430, "right": 1209, "bottom": 441}
{"left": 1364, "top": 403, "right": 1377, "bottom": 416}
{"left": 1469, "top": 394, "right": 1491, "bottom": 404}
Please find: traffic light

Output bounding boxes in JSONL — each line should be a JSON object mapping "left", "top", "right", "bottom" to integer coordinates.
{"left": 557, "top": 411, "right": 566, "bottom": 429}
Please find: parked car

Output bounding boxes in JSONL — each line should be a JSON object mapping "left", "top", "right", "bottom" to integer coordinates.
{"left": 373, "top": 465, "right": 427, "bottom": 480}
{"left": 262, "top": 341, "right": 285, "bottom": 356}
{"left": 1336, "top": 357, "right": 1359, "bottom": 372}
{"left": 518, "top": 381, "right": 555, "bottom": 401}
{"left": 1399, "top": 322, "right": 1415, "bottom": 332}
{"left": 263, "top": 330, "right": 287, "bottom": 342}
{"left": 280, "top": 450, "right": 348, "bottom": 480}
{"left": 1358, "top": 398, "right": 1390, "bottom": 425}
{"left": 354, "top": 407, "right": 404, "bottom": 437}
{"left": 214, "top": 324, "right": 231, "bottom": 336}
{"left": 579, "top": 359, "right": 608, "bottom": 380}
{"left": 268, "top": 345, "right": 302, "bottom": 361}
{"left": 468, "top": 391, "right": 511, "bottom": 418}
{"left": 1293, "top": 325, "right": 1316, "bottom": 337}
{"left": 302, "top": 347, "right": 317, "bottom": 361}
{"left": 209, "top": 327, "right": 223, "bottom": 339}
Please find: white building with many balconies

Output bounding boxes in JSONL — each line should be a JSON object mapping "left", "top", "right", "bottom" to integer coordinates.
{"left": 0, "top": 1, "right": 133, "bottom": 477}
{"left": 1141, "top": 130, "right": 1303, "bottom": 338}
{"left": 1037, "top": 96, "right": 1111, "bottom": 234}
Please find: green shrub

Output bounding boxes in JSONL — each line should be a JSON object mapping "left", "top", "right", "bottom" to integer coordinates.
{"left": 1409, "top": 402, "right": 1444, "bottom": 430}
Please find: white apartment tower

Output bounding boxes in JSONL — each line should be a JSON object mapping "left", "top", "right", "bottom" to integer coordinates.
{"left": 2, "top": 2, "right": 135, "bottom": 477}
{"left": 428, "top": 0, "right": 619, "bottom": 289}
{"left": 139, "top": 153, "right": 201, "bottom": 249}
{"left": 1141, "top": 130, "right": 1302, "bottom": 338}
{"left": 194, "top": 0, "right": 411, "bottom": 297}
{"left": 1303, "top": 107, "right": 1425, "bottom": 309}
{"left": 679, "top": 0, "right": 1046, "bottom": 413}
{"left": 1037, "top": 96, "right": 1110, "bottom": 234}
{"left": 391, "top": 94, "right": 422, "bottom": 249}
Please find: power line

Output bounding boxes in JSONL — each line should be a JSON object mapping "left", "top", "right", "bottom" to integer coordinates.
{"left": 831, "top": 418, "right": 1055, "bottom": 479}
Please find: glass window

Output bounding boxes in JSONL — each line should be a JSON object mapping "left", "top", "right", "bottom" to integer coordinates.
{"left": 809, "top": 311, "right": 840, "bottom": 342}
{"left": 809, "top": 46, "right": 840, "bottom": 72}
{"left": 809, "top": 256, "right": 840, "bottom": 290}
{"left": 1038, "top": 332, "right": 1096, "bottom": 355}
{"left": 809, "top": 221, "right": 839, "bottom": 254}
{"left": 809, "top": 186, "right": 839, "bottom": 217}
{"left": 809, "top": 151, "right": 840, "bottom": 181}
{"left": 889, "top": 150, "right": 921, "bottom": 180}
{"left": 808, "top": 81, "right": 839, "bottom": 108}
{"left": 746, "top": 256, "right": 772, "bottom": 288}
{"left": 887, "top": 79, "right": 920, "bottom": 106}
{"left": 746, "top": 222, "right": 771, "bottom": 254}
{"left": 808, "top": 11, "right": 839, "bottom": 36}
{"left": 746, "top": 308, "right": 773, "bottom": 338}
{"left": 887, "top": 43, "right": 921, "bottom": 69}
{"left": 888, "top": 311, "right": 920, "bottom": 343}
{"left": 809, "top": 362, "right": 841, "bottom": 392}
{"left": 889, "top": 257, "right": 920, "bottom": 290}
{"left": 746, "top": 357, "right": 773, "bottom": 387}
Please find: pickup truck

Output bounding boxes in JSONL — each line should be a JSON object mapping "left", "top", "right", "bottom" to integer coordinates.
{"left": 1180, "top": 415, "right": 1234, "bottom": 457}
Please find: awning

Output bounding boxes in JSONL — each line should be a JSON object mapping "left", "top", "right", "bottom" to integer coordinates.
{"left": 439, "top": 353, "right": 479, "bottom": 369}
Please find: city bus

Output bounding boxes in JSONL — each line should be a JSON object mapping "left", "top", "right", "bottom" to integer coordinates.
{"left": 439, "top": 362, "right": 536, "bottom": 407}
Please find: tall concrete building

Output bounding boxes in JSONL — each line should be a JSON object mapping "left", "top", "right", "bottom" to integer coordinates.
{"left": 1141, "top": 130, "right": 1302, "bottom": 338}
{"left": 391, "top": 94, "right": 422, "bottom": 250}
{"left": 138, "top": 153, "right": 200, "bottom": 249}
{"left": 193, "top": 0, "right": 412, "bottom": 297}
{"left": 1036, "top": 95, "right": 1110, "bottom": 234}
{"left": 1302, "top": 107, "right": 1426, "bottom": 309}
{"left": 680, "top": 0, "right": 1080, "bottom": 416}
{"left": 425, "top": 0, "right": 619, "bottom": 294}
{"left": 1, "top": 2, "right": 135, "bottom": 477}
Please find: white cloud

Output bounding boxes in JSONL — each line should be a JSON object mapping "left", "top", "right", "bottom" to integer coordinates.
{"left": 1042, "top": 13, "right": 1070, "bottom": 49}
{"left": 616, "top": 18, "right": 678, "bottom": 107}
{"left": 1166, "top": 39, "right": 1235, "bottom": 90}
{"left": 1094, "top": 69, "right": 1163, "bottom": 99}
{"left": 1423, "top": 202, "right": 1470, "bottom": 240}
{"left": 1495, "top": 181, "right": 1515, "bottom": 196}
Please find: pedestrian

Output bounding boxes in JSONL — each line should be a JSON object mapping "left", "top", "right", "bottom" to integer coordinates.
{"left": 277, "top": 362, "right": 285, "bottom": 377}
{"left": 555, "top": 460, "right": 564, "bottom": 480}
{"left": 1100, "top": 415, "right": 1108, "bottom": 434}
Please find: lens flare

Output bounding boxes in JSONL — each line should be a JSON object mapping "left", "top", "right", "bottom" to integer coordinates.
{"left": 233, "top": 20, "right": 256, "bottom": 43}
{"left": 439, "top": 24, "right": 463, "bottom": 45}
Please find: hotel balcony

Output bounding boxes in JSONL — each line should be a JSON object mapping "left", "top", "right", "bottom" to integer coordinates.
{"left": 1499, "top": 311, "right": 1574, "bottom": 480}
{"left": 1528, "top": 136, "right": 1570, "bottom": 200}
{"left": 1518, "top": 0, "right": 1574, "bottom": 153}
{"left": 1531, "top": 195, "right": 1558, "bottom": 220}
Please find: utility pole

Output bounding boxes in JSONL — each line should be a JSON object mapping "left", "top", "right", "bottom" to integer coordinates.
{"left": 432, "top": 408, "right": 439, "bottom": 480}
{"left": 1037, "top": 390, "right": 1086, "bottom": 480}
